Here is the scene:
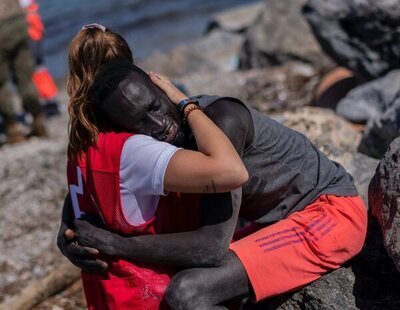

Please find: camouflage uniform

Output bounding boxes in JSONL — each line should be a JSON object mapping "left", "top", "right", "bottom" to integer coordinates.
{"left": 0, "top": 0, "right": 42, "bottom": 123}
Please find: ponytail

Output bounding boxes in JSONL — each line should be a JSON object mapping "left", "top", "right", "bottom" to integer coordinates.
{"left": 67, "top": 27, "right": 133, "bottom": 162}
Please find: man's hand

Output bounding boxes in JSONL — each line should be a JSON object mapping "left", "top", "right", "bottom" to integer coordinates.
{"left": 74, "top": 219, "right": 120, "bottom": 257}
{"left": 57, "top": 194, "right": 108, "bottom": 274}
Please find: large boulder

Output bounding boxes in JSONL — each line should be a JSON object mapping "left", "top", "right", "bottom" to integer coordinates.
{"left": 358, "top": 93, "right": 400, "bottom": 159}
{"left": 239, "top": 0, "right": 330, "bottom": 70}
{"left": 369, "top": 137, "right": 400, "bottom": 272}
{"left": 138, "top": 29, "right": 243, "bottom": 78}
{"left": 182, "top": 62, "right": 321, "bottom": 113}
{"left": 303, "top": 0, "right": 400, "bottom": 81}
{"left": 280, "top": 107, "right": 361, "bottom": 155}
{"left": 336, "top": 70, "right": 400, "bottom": 124}
{"left": 205, "top": 2, "right": 265, "bottom": 34}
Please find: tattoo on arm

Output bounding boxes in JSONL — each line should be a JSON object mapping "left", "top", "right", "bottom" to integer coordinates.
{"left": 211, "top": 179, "right": 217, "bottom": 193}
{"left": 203, "top": 179, "right": 217, "bottom": 193}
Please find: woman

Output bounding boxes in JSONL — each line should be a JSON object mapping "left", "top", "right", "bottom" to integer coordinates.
{"left": 66, "top": 24, "right": 248, "bottom": 309}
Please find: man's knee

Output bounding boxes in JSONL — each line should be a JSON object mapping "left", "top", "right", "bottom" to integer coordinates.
{"left": 166, "top": 271, "right": 203, "bottom": 310}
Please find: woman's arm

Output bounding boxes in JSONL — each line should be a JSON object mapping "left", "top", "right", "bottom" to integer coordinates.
{"left": 73, "top": 101, "right": 252, "bottom": 267}
{"left": 148, "top": 72, "right": 248, "bottom": 193}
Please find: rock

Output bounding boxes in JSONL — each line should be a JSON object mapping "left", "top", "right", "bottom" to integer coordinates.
{"left": 138, "top": 30, "right": 243, "bottom": 78}
{"left": 205, "top": 2, "right": 265, "bottom": 34}
{"left": 182, "top": 62, "right": 321, "bottom": 113}
{"left": 0, "top": 94, "right": 68, "bottom": 302}
{"left": 358, "top": 93, "right": 400, "bottom": 159}
{"left": 337, "top": 70, "right": 400, "bottom": 124}
{"left": 369, "top": 137, "right": 400, "bottom": 272}
{"left": 303, "top": 0, "right": 400, "bottom": 81}
{"left": 239, "top": 0, "right": 330, "bottom": 69}
{"left": 280, "top": 107, "right": 362, "bottom": 156}
{"left": 342, "top": 153, "right": 379, "bottom": 204}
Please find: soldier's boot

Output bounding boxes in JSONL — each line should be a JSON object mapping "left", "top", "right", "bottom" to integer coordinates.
{"left": 5, "top": 120, "right": 26, "bottom": 144}
{"left": 30, "top": 113, "right": 48, "bottom": 137}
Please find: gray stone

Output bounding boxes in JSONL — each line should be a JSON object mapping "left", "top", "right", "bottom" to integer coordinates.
{"left": 138, "top": 30, "right": 243, "bottom": 78}
{"left": 0, "top": 101, "right": 68, "bottom": 302}
{"left": 303, "top": 0, "right": 400, "bottom": 81}
{"left": 337, "top": 70, "right": 400, "bottom": 124}
{"left": 358, "top": 92, "right": 400, "bottom": 159}
{"left": 343, "top": 153, "right": 379, "bottom": 204}
{"left": 369, "top": 137, "right": 400, "bottom": 272}
{"left": 182, "top": 62, "right": 321, "bottom": 113}
{"left": 239, "top": 0, "right": 330, "bottom": 69}
{"left": 205, "top": 2, "right": 265, "bottom": 34}
{"left": 281, "top": 107, "right": 362, "bottom": 156}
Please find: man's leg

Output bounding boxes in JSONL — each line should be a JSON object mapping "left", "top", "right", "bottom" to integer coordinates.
{"left": 229, "top": 194, "right": 367, "bottom": 302}
{"left": 166, "top": 251, "right": 251, "bottom": 310}
{"left": 167, "top": 194, "right": 367, "bottom": 309}
{"left": 11, "top": 16, "right": 47, "bottom": 137}
{"left": 0, "top": 19, "right": 26, "bottom": 143}
{"left": 0, "top": 48, "right": 14, "bottom": 122}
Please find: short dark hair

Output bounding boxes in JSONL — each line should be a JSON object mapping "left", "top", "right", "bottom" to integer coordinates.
{"left": 90, "top": 59, "right": 149, "bottom": 110}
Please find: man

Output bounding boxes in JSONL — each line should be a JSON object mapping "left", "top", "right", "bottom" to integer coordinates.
{"left": 0, "top": 0, "right": 47, "bottom": 143}
{"left": 58, "top": 61, "right": 367, "bottom": 308}
{"left": 20, "top": 0, "right": 60, "bottom": 117}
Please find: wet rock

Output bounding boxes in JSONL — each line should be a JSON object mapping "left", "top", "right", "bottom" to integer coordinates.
{"left": 337, "top": 70, "right": 400, "bottom": 124}
{"left": 303, "top": 0, "right": 400, "bottom": 81}
{"left": 205, "top": 2, "right": 265, "bottom": 34}
{"left": 369, "top": 137, "right": 400, "bottom": 272}
{"left": 239, "top": 0, "right": 330, "bottom": 69}
{"left": 138, "top": 30, "right": 243, "bottom": 78}
{"left": 182, "top": 62, "right": 321, "bottom": 113}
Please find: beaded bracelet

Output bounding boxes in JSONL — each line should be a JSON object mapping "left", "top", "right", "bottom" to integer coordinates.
{"left": 183, "top": 105, "right": 204, "bottom": 124}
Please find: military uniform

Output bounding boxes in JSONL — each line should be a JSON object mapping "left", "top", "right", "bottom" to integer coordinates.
{"left": 0, "top": 0, "right": 45, "bottom": 141}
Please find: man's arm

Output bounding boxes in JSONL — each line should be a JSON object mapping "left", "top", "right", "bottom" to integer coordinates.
{"left": 75, "top": 190, "right": 241, "bottom": 267}
{"left": 74, "top": 98, "right": 253, "bottom": 267}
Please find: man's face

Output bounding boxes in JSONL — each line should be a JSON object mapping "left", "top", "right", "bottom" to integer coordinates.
{"left": 102, "top": 71, "right": 186, "bottom": 146}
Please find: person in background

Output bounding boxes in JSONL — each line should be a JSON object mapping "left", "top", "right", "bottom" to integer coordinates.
{"left": 19, "top": 0, "right": 60, "bottom": 117}
{"left": 0, "top": 0, "right": 47, "bottom": 143}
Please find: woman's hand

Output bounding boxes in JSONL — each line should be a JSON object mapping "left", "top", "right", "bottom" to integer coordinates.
{"left": 149, "top": 71, "right": 188, "bottom": 105}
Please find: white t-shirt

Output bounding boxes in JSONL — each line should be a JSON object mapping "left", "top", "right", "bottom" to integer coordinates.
{"left": 119, "top": 134, "right": 181, "bottom": 226}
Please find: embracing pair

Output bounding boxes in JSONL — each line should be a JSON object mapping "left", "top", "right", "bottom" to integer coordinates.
{"left": 58, "top": 24, "right": 368, "bottom": 309}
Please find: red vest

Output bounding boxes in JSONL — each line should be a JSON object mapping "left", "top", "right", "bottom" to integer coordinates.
{"left": 67, "top": 130, "right": 200, "bottom": 310}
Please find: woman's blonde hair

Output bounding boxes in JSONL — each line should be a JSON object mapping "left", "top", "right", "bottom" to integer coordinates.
{"left": 67, "top": 27, "right": 133, "bottom": 162}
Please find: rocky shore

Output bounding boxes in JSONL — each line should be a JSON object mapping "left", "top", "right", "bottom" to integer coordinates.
{"left": 0, "top": 0, "right": 399, "bottom": 309}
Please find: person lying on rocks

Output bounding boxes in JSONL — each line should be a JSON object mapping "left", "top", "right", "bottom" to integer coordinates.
{"left": 61, "top": 24, "right": 248, "bottom": 310}
{"left": 58, "top": 25, "right": 368, "bottom": 309}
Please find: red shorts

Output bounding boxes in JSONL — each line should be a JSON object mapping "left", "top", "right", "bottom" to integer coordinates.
{"left": 230, "top": 194, "right": 367, "bottom": 302}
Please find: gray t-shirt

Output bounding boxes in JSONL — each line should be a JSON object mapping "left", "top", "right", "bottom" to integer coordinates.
{"left": 193, "top": 95, "right": 358, "bottom": 224}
